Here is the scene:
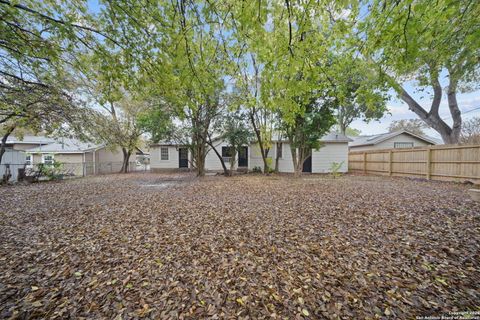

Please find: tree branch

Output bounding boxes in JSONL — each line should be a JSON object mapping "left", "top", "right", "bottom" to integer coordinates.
{"left": 0, "top": 0, "right": 122, "bottom": 47}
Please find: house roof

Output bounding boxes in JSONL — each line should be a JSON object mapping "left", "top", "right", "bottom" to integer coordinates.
{"left": 270, "top": 132, "right": 352, "bottom": 143}
{"left": 349, "top": 130, "right": 439, "bottom": 147}
{"left": 151, "top": 132, "right": 352, "bottom": 147}
{"left": 25, "top": 138, "right": 103, "bottom": 154}
{"left": 319, "top": 132, "right": 352, "bottom": 143}
{"left": 6, "top": 135, "right": 56, "bottom": 145}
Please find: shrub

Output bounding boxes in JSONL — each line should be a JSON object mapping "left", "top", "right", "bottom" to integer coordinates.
{"left": 38, "top": 160, "right": 64, "bottom": 180}
{"left": 330, "top": 161, "right": 344, "bottom": 179}
{"left": 251, "top": 166, "right": 262, "bottom": 173}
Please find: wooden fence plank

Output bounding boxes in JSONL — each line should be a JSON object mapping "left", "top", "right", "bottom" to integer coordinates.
{"left": 349, "top": 144, "right": 480, "bottom": 184}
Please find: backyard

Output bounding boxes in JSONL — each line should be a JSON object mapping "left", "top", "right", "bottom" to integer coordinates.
{"left": 0, "top": 173, "right": 479, "bottom": 319}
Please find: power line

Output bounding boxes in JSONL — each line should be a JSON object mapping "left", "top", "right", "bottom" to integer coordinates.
{"left": 441, "top": 106, "right": 480, "bottom": 120}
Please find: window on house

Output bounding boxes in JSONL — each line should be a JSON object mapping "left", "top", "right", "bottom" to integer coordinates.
{"left": 222, "top": 146, "right": 234, "bottom": 158}
{"left": 394, "top": 142, "right": 414, "bottom": 149}
{"left": 160, "top": 147, "right": 169, "bottom": 160}
{"left": 25, "top": 154, "right": 32, "bottom": 167}
{"left": 276, "top": 143, "right": 283, "bottom": 159}
{"left": 42, "top": 154, "right": 54, "bottom": 165}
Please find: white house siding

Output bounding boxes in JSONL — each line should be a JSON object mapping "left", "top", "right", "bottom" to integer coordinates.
{"left": 312, "top": 143, "right": 349, "bottom": 173}
{"left": 150, "top": 140, "right": 350, "bottom": 173}
{"left": 350, "top": 133, "right": 432, "bottom": 152}
{"left": 205, "top": 141, "right": 245, "bottom": 171}
{"left": 249, "top": 142, "right": 349, "bottom": 173}
{"left": 0, "top": 148, "right": 26, "bottom": 182}
{"left": 275, "top": 143, "right": 295, "bottom": 173}
{"left": 150, "top": 146, "right": 179, "bottom": 170}
{"left": 248, "top": 143, "right": 275, "bottom": 171}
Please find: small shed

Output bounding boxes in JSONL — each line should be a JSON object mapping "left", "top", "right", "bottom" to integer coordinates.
{"left": 1, "top": 148, "right": 26, "bottom": 182}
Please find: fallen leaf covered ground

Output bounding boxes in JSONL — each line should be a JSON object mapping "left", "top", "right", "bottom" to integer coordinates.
{"left": 0, "top": 173, "right": 479, "bottom": 319}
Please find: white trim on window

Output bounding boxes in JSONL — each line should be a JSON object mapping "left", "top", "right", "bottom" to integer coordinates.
{"left": 42, "top": 154, "right": 54, "bottom": 165}
{"left": 25, "top": 154, "right": 33, "bottom": 167}
{"left": 394, "top": 142, "right": 414, "bottom": 149}
{"left": 160, "top": 147, "right": 169, "bottom": 161}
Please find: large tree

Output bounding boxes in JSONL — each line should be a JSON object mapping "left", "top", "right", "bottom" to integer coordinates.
{"left": 333, "top": 57, "right": 389, "bottom": 135}
{"left": 279, "top": 96, "right": 336, "bottom": 176}
{"left": 0, "top": 0, "right": 104, "bottom": 163}
{"left": 361, "top": 0, "right": 480, "bottom": 144}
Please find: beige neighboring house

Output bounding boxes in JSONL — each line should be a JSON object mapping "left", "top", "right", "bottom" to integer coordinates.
{"left": 150, "top": 132, "right": 352, "bottom": 173}
{"left": 349, "top": 130, "right": 439, "bottom": 152}
{"left": 22, "top": 138, "right": 124, "bottom": 176}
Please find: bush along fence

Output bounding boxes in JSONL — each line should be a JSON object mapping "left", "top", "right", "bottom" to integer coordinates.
{"left": 1, "top": 161, "right": 149, "bottom": 183}
{"left": 349, "top": 144, "right": 480, "bottom": 184}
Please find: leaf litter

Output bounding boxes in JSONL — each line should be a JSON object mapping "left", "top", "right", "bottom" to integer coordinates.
{"left": 0, "top": 173, "right": 479, "bottom": 319}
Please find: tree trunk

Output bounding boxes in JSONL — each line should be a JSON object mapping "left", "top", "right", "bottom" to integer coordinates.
{"left": 206, "top": 137, "right": 228, "bottom": 175}
{"left": 290, "top": 145, "right": 301, "bottom": 177}
{"left": 195, "top": 142, "right": 207, "bottom": 177}
{"left": 229, "top": 152, "right": 236, "bottom": 176}
{"left": 196, "top": 152, "right": 205, "bottom": 177}
{"left": 0, "top": 125, "right": 16, "bottom": 165}
{"left": 120, "top": 148, "right": 131, "bottom": 173}
{"left": 395, "top": 70, "right": 461, "bottom": 144}
{"left": 249, "top": 110, "right": 270, "bottom": 173}
{"left": 274, "top": 151, "right": 279, "bottom": 173}
{"left": 294, "top": 148, "right": 307, "bottom": 177}
{"left": 447, "top": 83, "right": 462, "bottom": 143}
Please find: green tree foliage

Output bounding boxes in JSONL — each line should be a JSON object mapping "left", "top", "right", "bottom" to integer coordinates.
{"left": 333, "top": 58, "right": 389, "bottom": 134}
{"left": 279, "top": 97, "right": 336, "bottom": 175}
{"left": 0, "top": 0, "right": 101, "bottom": 163}
{"left": 361, "top": 0, "right": 480, "bottom": 144}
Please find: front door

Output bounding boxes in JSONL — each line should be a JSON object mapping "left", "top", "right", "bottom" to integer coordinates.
{"left": 179, "top": 148, "right": 188, "bottom": 168}
{"left": 302, "top": 155, "right": 312, "bottom": 173}
{"left": 238, "top": 146, "right": 248, "bottom": 167}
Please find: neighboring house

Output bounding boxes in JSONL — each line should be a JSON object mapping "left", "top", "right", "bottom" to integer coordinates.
{"left": 5, "top": 135, "right": 56, "bottom": 151}
{"left": 25, "top": 138, "right": 124, "bottom": 176}
{"left": 150, "top": 132, "right": 352, "bottom": 173}
{"left": 349, "top": 130, "right": 438, "bottom": 152}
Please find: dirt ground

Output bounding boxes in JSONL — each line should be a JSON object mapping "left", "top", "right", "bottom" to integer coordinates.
{"left": 0, "top": 173, "right": 479, "bottom": 319}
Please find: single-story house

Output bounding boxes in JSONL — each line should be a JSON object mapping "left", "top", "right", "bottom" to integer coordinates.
{"left": 25, "top": 138, "right": 124, "bottom": 176}
{"left": 150, "top": 132, "right": 352, "bottom": 173}
{"left": 348, "top": 130, "right": 439, "bottom": 152}
{"left": 5, "top": 135, "right": 56, "bottom": 151}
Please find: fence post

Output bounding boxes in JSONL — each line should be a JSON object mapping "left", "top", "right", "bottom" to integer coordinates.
{"left": 426, "top": 147, "right": 432, "bottom": 180}
{"left": 363, "top": 152, "right": 367, "bottom": 173}
{"left": 389, "top": 150, "right": 393, "bottom": 176}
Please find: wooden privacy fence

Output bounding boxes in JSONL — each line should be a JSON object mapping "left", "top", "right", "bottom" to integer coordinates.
{"left": 348, "top": 144, "right": 480, "bottom": 184}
